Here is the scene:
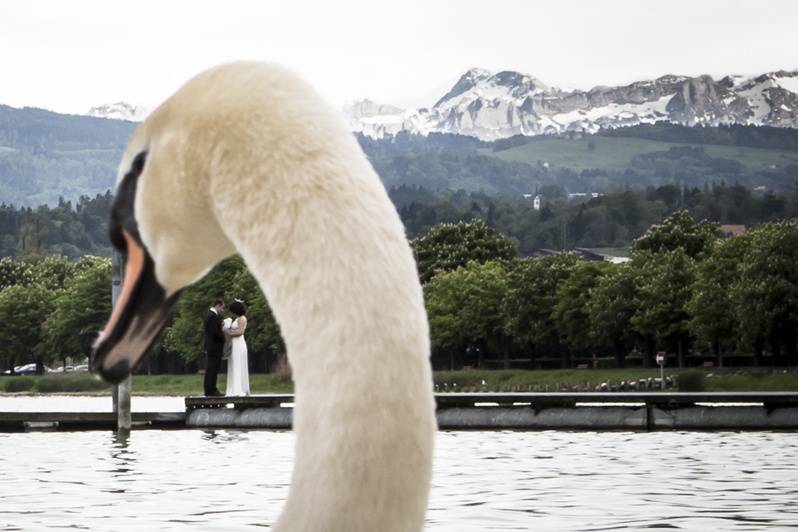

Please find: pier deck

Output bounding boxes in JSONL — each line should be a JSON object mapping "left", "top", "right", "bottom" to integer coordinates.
{"left": 3, "top": 393, "right": 797, "bottom": 431}
{"left": 184, "top": 392, "right": 798, "bottom": 431}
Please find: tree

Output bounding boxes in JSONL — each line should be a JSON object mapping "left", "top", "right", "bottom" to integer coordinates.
{"left": 504, "top": 253, "right": 579, "bottom": 367}
{"left": 589, "top": 263, "right": 639, "bottom": 367}
{"left": 0, "top": 283, "right": 56, "bottom": 373}
{"left": 24, "top": 254, "right": 74, "bottom": 290}
{"left": 688, "top": 235, "right": 748, "bottom": 366}
{"left": 553, "top": 261, "right": 611, "bottom": 358}
{"left": 731, "top": 221, "right": 798, "bottom": 365}
{"left": 633, "top": 210, "right": 719, "bottom": 259}
{"left": 412, "top": 220, "right": 517, "bottom": 283}
{"left": 0, "top": 257, "right": 33, "bottom": 290}
{"left": 44, "top": 257, "right": 111, "bottom": 370}
{"left": 631, "top": 249, "right": 697, "bottom": 367}
{"left": 425, "top": 260, "right": 509, "bottom": 368}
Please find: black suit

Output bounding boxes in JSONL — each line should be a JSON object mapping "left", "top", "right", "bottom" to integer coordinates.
{"left": 203, "top": 309, "right": 226, "bottom": 395}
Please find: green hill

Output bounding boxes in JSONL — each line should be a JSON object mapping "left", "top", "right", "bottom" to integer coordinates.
{"left": 485, "top": 135, "right": 798, "bottom": 172}
{"left": 0, "top": 104, "right": 133, "bottom": 206}
{"left": 1, "top": 104, "right": 798, "bottom": 207}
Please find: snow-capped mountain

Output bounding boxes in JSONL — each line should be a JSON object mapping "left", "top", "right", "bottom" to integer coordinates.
{"left": 346, "top": 68, "right": 798, "bottom": 140}
{"left": 86, "top": 101, "right": 148, "bottom": 121}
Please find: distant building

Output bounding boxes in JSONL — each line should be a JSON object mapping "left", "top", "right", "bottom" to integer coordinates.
{"left": 522, "top": 193, "right": 542, "bottom": 210}
{"left": 524, "top": 248, "right": 610, "bottom": 262}
{"left": 567, "top": 192, "right": 603, "bottom": 201}
{"left": 719, "top": 224, "right": 746, "bottom": 238}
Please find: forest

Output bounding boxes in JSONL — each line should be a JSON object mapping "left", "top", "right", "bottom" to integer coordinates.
{"left": 1, "top": 212, "right": 796, "bottom": 375}
{"left": 2, "top": 183, "right": 795, "bottom": 259}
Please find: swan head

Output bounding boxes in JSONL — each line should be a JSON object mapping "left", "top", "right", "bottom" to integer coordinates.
{"left": 92, "top": 135, "right": 233, "bottom": 382}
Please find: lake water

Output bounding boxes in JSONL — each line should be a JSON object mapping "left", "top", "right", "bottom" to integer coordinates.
{"left": 1, "top": 397, "right": 798, "bottom": 530}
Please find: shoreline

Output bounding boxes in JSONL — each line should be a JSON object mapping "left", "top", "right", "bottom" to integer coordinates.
{"left": 3, "top": 393, "right": 798, "bottom": 432}
{"left": 2, "top": 368, "right": 797, "bottom": 396}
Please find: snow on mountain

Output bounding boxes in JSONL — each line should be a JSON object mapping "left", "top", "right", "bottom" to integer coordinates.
{"left": 345, "top": 68, "right": 798, "bottom": 141}
{"left": 84, "top": 68, "right": 798, "bottom": 140}
{"left": 342, "top": 98, "right": 438, "bottom": 139}
{"left": 86, "top": 101, "right": 148, "bottom": 121}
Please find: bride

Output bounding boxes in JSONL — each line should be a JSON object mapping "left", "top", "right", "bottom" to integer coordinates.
{"left": 223, "top": 299, "right": 250, "bottom": 396}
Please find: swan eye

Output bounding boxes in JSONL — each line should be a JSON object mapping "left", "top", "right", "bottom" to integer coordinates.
{"left": 109, "top": 150, "right": 148, "bottom": 252}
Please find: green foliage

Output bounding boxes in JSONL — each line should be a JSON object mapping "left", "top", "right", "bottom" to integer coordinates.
{"left": 412, "top": 219, "right": 517, "bottom": 283}
{"left": 425, "top": 260, "right": 509, "bottom": 354}
{"left": 3, "top": 106, "right": 798, "bottom": 210}
{"left": 633, "top": 210, "right": 720, "bottom": 258}
{"left": 688, "top": 235, "right": 749, "bottom": 357}
{"left": 3, "top": 376, "right": 35, "bottom": 392}
{"left": 0, "top": 193, "right": 113, "bottom": 259}
{"left": 359, "top": 132, "right": 545, "bottom": 196}
{"left": 0, "top": 194, "right": 796, "bottom": 374}
{"left": 553, "top": 261, "right": 611, "bottom": 355}
{"left": 589, "top": 263, "right": 639, "bottom": 361}
{"left": 489, "top": 124, "right": 798, "bottom": 191}
{"left": 0, "top": 104, "right": 132, "bottom": 206}
{"left": 0, "top": 283, "right": 56, "bottom": 371}
{"left": 630, "top": 249, "right": 697, "bottom": 347}
{"left": 44, "top": 257, "right": 111, "bottom": 364}
{"left": 731, "top": 221, "right": 798, "bottom": 352}
{"left": 0, "top": 257, "right": 33, "bottom": 289}
{"left": 396, "top": 183, "right": 798, "bottom": 255}
{"left": 0, "top": 182, "right": 795, "bottom": 263}
{"left": 600, "top": 122, "right": 798, "bottom": 151}
{"left": 23, "top": 254, "right": 74, "bottom": 290}
{"left": 35, "top": 374, "right": 109, "bottom": 392}
{"left": 504, "top": 253, "right": 579, "bottom": 356}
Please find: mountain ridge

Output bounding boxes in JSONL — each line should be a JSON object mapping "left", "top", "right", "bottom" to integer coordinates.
{"left": 345, "top": 68, "right": 798, "bottom": 140}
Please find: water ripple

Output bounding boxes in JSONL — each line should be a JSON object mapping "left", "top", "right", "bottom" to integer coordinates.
{"left": 1, "top": 429, "right": 797, "bottom": 530}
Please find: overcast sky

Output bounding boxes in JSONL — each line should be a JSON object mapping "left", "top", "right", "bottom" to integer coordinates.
{"left": 1, "top": 0, "right": 796, "bottom": 115}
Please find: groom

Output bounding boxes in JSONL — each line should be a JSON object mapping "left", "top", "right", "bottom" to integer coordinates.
{"left": 203, "top": 298, "right": 226, "bottom": 396}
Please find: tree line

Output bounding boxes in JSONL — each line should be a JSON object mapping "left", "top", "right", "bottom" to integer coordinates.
{"left": 394, "top": 182, "right": 798, "bottom": 253}
{"left": 1, "top": 184, "right": 796, "bottom": 261}
{"left": 0, "top": 192, "right": 113, "bottom": 259}
{"left": 0, "top": 212, "right": 795, "bottom": 375}
{"left": 419, "top": 215, "right": 798, "bottom": 370}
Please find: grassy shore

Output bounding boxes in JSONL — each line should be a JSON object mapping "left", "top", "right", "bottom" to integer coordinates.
{"left": 433, "top": 368, "right": 798, "bottom": 392}
{"left": 1, "top": 367, "right": 797, "bottom": 395}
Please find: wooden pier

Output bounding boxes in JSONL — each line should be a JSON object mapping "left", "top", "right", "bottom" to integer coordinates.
{"left": 3, "top": 392, "right": 798, "bottom": 431}
{"left": 184, "top": 392, "right": 798, "bottom": 431}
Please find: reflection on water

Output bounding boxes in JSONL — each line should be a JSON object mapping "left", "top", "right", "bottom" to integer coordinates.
{"left": 1, "top": 430, "right": 797, "bottom": 530}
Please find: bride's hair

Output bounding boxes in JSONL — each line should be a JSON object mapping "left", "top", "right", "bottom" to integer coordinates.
{"left": 229, "top": 300, "right": 247, "bottom": 317}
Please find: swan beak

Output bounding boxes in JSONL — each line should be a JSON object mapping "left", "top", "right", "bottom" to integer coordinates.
{"left": 91, "top": 229, "right": 181, "bottom": 384}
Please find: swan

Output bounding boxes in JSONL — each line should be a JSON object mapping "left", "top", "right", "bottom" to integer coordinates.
{"left": 91, "top": 62, "right": 437, "bottom": 532}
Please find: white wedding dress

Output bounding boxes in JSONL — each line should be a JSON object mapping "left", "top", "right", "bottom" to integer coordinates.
{"left": 223, "top": 317, "right": 250, "bottom": 396}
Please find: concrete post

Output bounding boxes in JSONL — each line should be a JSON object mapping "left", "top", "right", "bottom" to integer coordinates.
{"left": 111, "top": 249, "right": 132, "bottom": 431}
